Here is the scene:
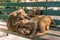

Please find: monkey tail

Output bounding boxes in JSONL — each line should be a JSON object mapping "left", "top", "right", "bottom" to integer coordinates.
{"left": 51, "top": 19, "right": 60, "bottom": 29}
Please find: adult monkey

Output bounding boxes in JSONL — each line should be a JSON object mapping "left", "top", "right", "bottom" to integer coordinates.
{"left": 35, "top": 16, "right": 57, "bottom": 37}
{"left": 7, "top": 9, "right": 27, "bottom": 32}
{"left": 18, "top": 15, "right": 58, "bottom": 38}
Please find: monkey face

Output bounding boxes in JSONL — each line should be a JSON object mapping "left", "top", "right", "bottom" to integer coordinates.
{"left": 17, "top": 14, "right": 25, "bottom": 20}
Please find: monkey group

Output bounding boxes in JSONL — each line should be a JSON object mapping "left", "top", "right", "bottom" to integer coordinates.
{"left": 7, "top": 9, "right": 59, "bottom": 38}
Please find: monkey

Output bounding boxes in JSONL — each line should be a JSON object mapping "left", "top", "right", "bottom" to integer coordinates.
{"left": 7, "top": 9, "right": 27, "bottom": 32}
{"left": 18, "top": 16, "right": 58, "bottom": 38}
{"left": 31, "top": 16, "right": 58, "bottom": 37}
{"left": 27, "top": 8, "right": 41, "bottom": 18}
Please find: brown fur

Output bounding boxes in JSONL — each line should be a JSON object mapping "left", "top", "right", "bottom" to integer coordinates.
{"left": 14, "top": 15, "right": 57, "bottom": 37}
{"left": 7, "top": 9, "right": 57, "bottom": 37}
{"left": 18, "top": 27, "right": 30, "bottom": 35}
{"left": 19, "top": 16, "right": 57, "bottom": 37}
{"left": 7, "top": 9, "right": 26, "bottom": 32}
{"left": 32, "top": 16, "right": 57, "bottom": 37}
{"left": 27, "top": 9, "right": 40, "bottom": 18}
{"left": 15, "top": 16, "right": 39, "bottom": 37}
{"left": 30, "top": 16, "right": 57, "bottom": 37}
{"left": 15, "top": 17, "right": 37, "bottom": 37}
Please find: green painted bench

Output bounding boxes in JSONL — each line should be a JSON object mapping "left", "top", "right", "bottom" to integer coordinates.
{"left": 0, "top": 2, "right": 60, "bottom": 40}
{"left": 1, "top": 2, "right": 60, "bottom": 27}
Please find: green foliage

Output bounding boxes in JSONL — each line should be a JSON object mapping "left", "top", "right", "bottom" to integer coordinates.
{"left": 11, "top": 0, "right": 17, "bottom": 2}
{"left": 11, "top": 0, "right": 21, "bottom": 2}
{"left": 0, "top": 0, "right": 21, "bottom": 2}
{"left": 17, "top": 0, "right": 21, "bottom": 2}
{"left": 0, "top": 6, "right": 4, "bottom": 9}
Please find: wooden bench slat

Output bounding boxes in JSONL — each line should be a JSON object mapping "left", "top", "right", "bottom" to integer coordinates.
{"left": 41, "top": 10, "right": 60, "bottom": 16}
{"left": 1, "top": 9, "right": 17, "bottom": 13}
{"left": 2, "top": 2, "right": 60, "bottom": 7}
{"left": 1, "top": 9, "right": 60, "bottom": 16}
{"left": 54, "top": 20, "right": 60, "bottom": 25}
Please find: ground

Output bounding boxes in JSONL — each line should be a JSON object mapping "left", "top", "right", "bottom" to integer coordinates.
{"left": 0, "top": 20, "right": 60, "bottom": 40}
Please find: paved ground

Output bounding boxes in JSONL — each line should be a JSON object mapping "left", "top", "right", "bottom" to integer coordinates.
{"left": 0, "top": 20, "right": 60, "bottom": 40}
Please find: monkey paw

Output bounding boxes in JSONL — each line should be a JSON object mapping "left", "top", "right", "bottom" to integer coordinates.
{"left": 29, "top": 35, "right": 34, "bottom": 38}
{"left": 35, "top": 32, "right": 45, "bottom": 37}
